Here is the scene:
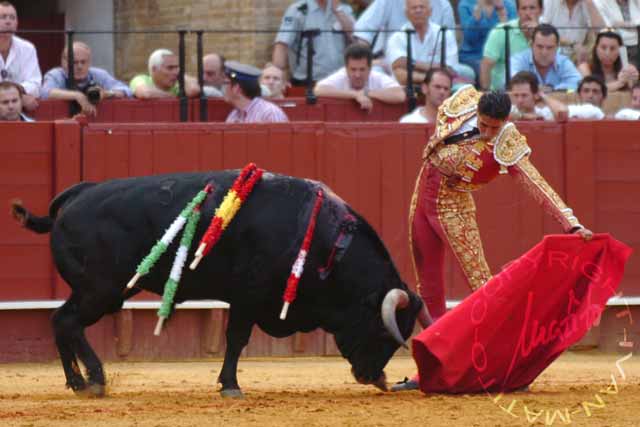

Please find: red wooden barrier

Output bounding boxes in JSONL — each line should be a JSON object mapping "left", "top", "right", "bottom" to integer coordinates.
{"left": 33, "top": 99, "right": 184, "bottom": 122}
{"left": 32, "top": 98, "right": 409, "bottom": 123}
{"left": 0, "top": 121, "right": 81, "bottom": 300}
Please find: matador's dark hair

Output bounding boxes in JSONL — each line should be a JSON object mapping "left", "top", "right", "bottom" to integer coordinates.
{"left": 478, "top": 90, "right": 511, "bottom": 120}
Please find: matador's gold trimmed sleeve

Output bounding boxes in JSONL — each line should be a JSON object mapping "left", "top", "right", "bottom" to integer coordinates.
{"left": 511, "top": 157, "right": 584, "bottom": 232}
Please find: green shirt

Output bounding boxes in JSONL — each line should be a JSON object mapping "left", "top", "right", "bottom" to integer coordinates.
{"left": 129, "top": 74, "right": 179, "bottom": 96}
{"left": 483, "top": 19, "right": 530, "bottom": 90}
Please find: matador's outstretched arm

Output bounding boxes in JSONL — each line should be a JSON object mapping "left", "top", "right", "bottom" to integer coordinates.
{"left": 510, "top": 157, "right": 593, "bottom": 240}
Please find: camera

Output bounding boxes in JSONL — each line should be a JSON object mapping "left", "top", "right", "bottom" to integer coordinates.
{"left": 84, "top": 84, "right": 102, "bottom": 105}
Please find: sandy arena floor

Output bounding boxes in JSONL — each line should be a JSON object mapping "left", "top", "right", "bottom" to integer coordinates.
{"left": 0, "top": 351, "right": 638, "bottom": 427}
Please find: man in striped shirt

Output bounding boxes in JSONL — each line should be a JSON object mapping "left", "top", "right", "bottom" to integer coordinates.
{"left": 224, "top": 61, "right": 289, "bottom": 123}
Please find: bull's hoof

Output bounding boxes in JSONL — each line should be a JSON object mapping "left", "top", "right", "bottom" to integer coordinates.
{"left": 75, "top": 383, "right": 106, "bottom": 398}
{"left": 220, "top": 388, "right": 244, "bottom": 399}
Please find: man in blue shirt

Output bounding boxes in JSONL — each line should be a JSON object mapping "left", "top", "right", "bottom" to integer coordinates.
{"left": 41, "top": 41, "right": 132, "bottom": 116}
{"left": 458, "top": 0, "right": 517, "bottom": 80}
{"left": 510, "top": 23, "right": 582, "bottom": 92}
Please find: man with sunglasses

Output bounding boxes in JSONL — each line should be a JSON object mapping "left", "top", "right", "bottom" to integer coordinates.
{"left": 0, "top": 1, "right": 41, "bottom": 112}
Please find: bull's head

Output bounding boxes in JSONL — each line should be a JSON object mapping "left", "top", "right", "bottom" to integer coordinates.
{"left": 334, "top": 287, "right": 432, "bottom": 391}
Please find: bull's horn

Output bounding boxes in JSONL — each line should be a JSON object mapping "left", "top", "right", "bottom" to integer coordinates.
{"left": 381, "top": 289, "right": 409, "bottom": 349}
{"left": 417, "top": 306, "right": 433, "bottom": 329}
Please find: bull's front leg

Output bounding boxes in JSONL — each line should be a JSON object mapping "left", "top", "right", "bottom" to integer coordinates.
{"left": 218, "top": 308, "right": 254, "bottom": 399}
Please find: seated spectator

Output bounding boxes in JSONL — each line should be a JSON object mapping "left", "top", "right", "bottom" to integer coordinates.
{"left": 314, "top": 43, "right": 405, "bottom": 111}
{"left": 458, "top": 0, "right": 517, "bottom": 80}
{"left": 386, "top": 0, "right": 475, "bottom": 85}
{"left": 400, "top": 67, "right": 452, "bottom": 123}
{"left": 593, "top": 0, "right": 640, "bottom": 67}
{"left": 260, "top": 63, "right": 287, "bottom": 99}
{"left": 541, "top": 0, "right": 605, "bottom": 64}
{"left": 578, "top": 29, "right": 639, "bottom": 92}
{"left": 0, "top": 81, "right": 32, "bottom": 121}
{"left": 480, "top": 0, "right": 542, "bottom": 90}
{"left": 224, "top": 61, "right": 289, "bottom": 123}
{"left": 353, "top": 0, "right": 456, "bottom": 74}
{"left": 0, "top": 1, "right": 41, "bottom": 112}
{"left": 568, "top": 75, "right": 607, "bottom": 119}
{"left": 202, "top": 53, "right": 225, "bottom": 97}
{"left": 615, "top": 81, "right": 640, "bottom": 119}
{"left": 510, "top": 23, "right": 582, "bottom": 92}
{"left": 41, "top": 42, "right": 131, "bottom": 116}
{"left": 508, "top": 70, "right": 568, "bottom": 120}
{"left": 272, "top": 0, "right": 355, "bottom": 86}
{"left": 130, "top": 49, "right": 200, "bottom": 99}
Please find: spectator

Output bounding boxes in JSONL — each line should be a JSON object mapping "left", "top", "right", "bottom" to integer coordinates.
{"left": 0, "top": 80, "right": 31, "bottom": 121}
{"left": 260, "top": 63, "right": 288, "bottom": 99}
{"left": 314, "top": 43, "right": 405, "bottom": 111}
{"left": 458, "top": 0, "right": 517, "bottom": 80}
{"left": 386, "top": 0, "right": 475, "bottom": 85}
{"left": 578, "top": 28, "right": 639, "bottom": 92}
{"left": 508, "top": 70, "right": 568, "bottom": 120}
{"left": 41, "top": 42, "right": 131, "bottom": 117}
{"left": 400, "top": 67, "right": 452, "bottom": 122}
{"left": 203, "top": 53, "right": 226, "bottom": 97}
{"left": 480, "top": 0, "right": 543, "bottom": 90}
{"left": 510, "top": 23, "right": 582, "bottom": 91}
{"left": 350, "top": 0, "right": 373, "bottom": 18}
{"left": 0, "top": 1, "right": 41, "bottom": 112}
{"left": 272, "top": 0, "right": 355, "bottom": 86}
{"left": 575, "top": 74, "right": 607, "bottom": 107}
{"left": 593, "top": 0, "right": 640, "bottom": 67}
{"left": 541, "top": 0, "right": 605, "bottom": 64}
{"left": 130, "top": 49, "right": 200, "bottom": 99}
{"left": 614, "top": 81, "right": 640, "bottom": 118}
{"left": 224, "top": 61, "right": 289, "bottom": 123}
{"left": 353, "top": 0, "right": 455, "bottom": 60}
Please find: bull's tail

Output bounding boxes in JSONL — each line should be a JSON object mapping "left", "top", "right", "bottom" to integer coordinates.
{"left": 11, "top": 199, "right": 53, "bottom": 233}
{"left": 10, "top": 182, "right": 96, "bottom": 234}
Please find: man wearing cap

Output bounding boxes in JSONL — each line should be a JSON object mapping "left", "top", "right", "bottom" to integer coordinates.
{"left": 224, "top": 61, "right": 289, "bottom": 123}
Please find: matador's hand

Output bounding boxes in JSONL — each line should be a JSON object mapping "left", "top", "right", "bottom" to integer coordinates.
{"left": 575, "top": 227, "right": 593, "bottom": 241}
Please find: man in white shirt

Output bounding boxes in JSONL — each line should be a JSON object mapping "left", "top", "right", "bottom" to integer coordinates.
{"left": 541, "top": 0, "right": 605, "bottom": 63}
{"left": 570, "top": 75, "right": 606, "bottom": 119}
{"left": 0, "top": 1, "right": 42, "bottom": 112}
{"left": 508, "top": 70, "right": 567, "bottom": 121}
{"left": 400, "top": 67, "right": 452, "bottom": 123}
{"left": 615, "top": 81, "right": 640, "bottom": 119}
{"left": 353, "top": 0, "right": 456, "bottom": 73}
{"left": 314, "top": 43, "right": 405, "bottom": 111}
{"left": 385, "top": 0, "right": 475, "bottom": 85}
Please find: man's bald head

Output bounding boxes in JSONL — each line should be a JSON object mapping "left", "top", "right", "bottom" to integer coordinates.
{"left": 203, "top": 53, "right": 225, "bottom": 88}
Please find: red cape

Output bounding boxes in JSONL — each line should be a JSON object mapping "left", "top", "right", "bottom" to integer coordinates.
{"left": 411, "top": 234, "right": 632, "bottom": 394}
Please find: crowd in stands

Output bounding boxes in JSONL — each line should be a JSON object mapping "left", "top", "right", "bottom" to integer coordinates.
{"left": 3, "top": 0, "right": 640, "bottom": 123}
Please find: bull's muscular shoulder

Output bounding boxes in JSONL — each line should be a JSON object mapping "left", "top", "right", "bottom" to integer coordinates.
{"left": 492, "top": 122, "right": 531, "bottom": 166}
{"left": 434, "top": 84, "right": 481, "bottom": 141}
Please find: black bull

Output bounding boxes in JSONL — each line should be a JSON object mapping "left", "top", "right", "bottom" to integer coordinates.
{"left": 12, "top": 170, "right": 431, "bottom": 398}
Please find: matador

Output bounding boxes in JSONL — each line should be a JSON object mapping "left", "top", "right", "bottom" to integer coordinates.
{"left": 409, "top": 86, "right": 593, "bottom": 325}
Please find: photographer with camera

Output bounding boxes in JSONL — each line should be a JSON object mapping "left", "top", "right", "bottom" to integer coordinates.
{"left": 41, "top": 41, "right": 132, "bottom": 117}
